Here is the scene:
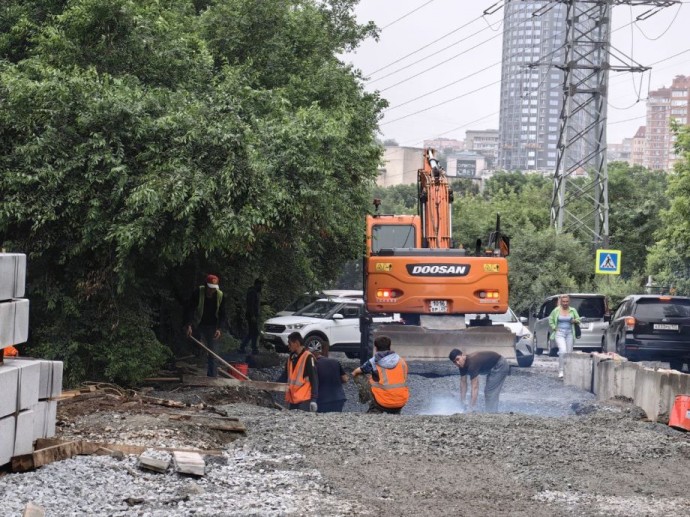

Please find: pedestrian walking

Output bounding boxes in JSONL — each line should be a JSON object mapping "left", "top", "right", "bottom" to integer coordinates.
{"left": 239, "top": 278, "right": 263, "bottom": 354}
{"left": 307, "top": 341, "right": 348, "bottom": 413}
{"left": 449, "top": 349, "right": 509, "bottom": 413}
{"left": 281, "top": 332, "right": 319, "bottom": 412}
{"left": 185, "top": 274, "right": 227, "bottom": 377}
{"left": 548, "top": 294, "right": 581, "bottom": 378}
{"left": 352, "top": 335, "right": 409, "bottom": 414}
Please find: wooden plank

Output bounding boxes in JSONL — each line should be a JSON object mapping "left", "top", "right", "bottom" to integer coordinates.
{"left": 12, "top": 441, "right": 83, "bottom": 472}
{"left": 172, "top": 451, "right": 205, "bottom": 476}
{"left": 140, "top": 396, "right": 186, "bottom": 408}
{"left": 168, "top": 414, "right": 246, "bottom": 433}
{"left": 184, "top": 374, "right": 287, "bottom": 392}
{"left": 34, "top": 438, "right": 224, "bottom": 457}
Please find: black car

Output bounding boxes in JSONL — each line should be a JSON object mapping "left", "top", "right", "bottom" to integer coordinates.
{"left": 604, "top": 295, "right": 690, "bottom": 371}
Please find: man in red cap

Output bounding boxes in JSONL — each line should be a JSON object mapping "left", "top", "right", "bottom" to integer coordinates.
{"left": 185, "top": 274, "right": 227, "bottom": 377}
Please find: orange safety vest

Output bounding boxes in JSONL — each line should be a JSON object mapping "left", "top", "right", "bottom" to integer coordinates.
{"left": 285, "top": 350, "right": 314, "bottom": 404}
{"left": 3, "top": 345, "right": 18, "bottom": 357}
{"left": 370, "top": 358, "right": 409, "bottom": 409}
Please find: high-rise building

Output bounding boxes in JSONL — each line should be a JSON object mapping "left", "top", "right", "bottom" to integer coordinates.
{"left": 644, "top": 75, "right": 690, "bottom": 171}
{"left": 497, "top": 2, "right": 579, "bottom": 172}
{"left": 465, "top": 129, "right": 499, "bottom": 164}
{"left": 631, "top": 126, "right": 646, "bottom": 167}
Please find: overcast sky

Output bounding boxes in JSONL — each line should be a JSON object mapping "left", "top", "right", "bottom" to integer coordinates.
{"left": 345, "top": 0, "right": 690, "bottom": 147}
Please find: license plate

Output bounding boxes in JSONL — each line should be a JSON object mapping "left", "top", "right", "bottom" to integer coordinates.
{"left": 429, "top": 300, "right": 448, "bottom": 313}
{"left": 653, "top": 323, "right": 678, "bottom": 331}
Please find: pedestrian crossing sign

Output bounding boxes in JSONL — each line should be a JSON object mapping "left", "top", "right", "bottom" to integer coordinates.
{"left": 595, "top": 249, "right": 621, "bottom": 275}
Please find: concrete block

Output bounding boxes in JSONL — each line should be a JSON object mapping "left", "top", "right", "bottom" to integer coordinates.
{"left": 0, "top": 414, "right": 16, "bottom": 466}
{"left": 658, "top": 369, "right": 690, "bottom": 423}
{"left": 33, "top": 400, "right": 57, "bottom": 440}
{"left": 631, "top": 367, "right": 690, "bottom": 422}
{"left": 0, "top": 298, "right": 30, "bottom": 347}
{"left": 563, "top": 352, "right": 593, "bottom": 392}
{"left": 7, "top": 359, "right": 63, "bottom": 399}
{"left": 0, "top": 364, "right": 19, "bottom": 418}
{"left": 14, "top": 409, "right": 35, "bottom": 456}
{"left": 0, "top": 253, "right": 26, "bottom": 300}
{"left": 591, "top": 353, "right": 610, "bottom": 395}
{"left": 595, "top": 356, "right": 630, "bottom": 401}
{"left": 18, "top": 361, "right": 40, "bottom": 411}
{"left": 618, "top": 361, "right": 640, "bottom": 400}
{"left": 634, "top": 367, "right": 662, "bottom": 421}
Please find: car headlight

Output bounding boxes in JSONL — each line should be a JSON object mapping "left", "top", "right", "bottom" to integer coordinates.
{"left": 285, "top": 323, "right": 308, "bottom": 330}
{"left": 518, "top": 331, "right": 532, "bottom": 341}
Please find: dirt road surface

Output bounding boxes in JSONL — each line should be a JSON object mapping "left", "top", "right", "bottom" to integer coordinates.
{"left": 0, "top": 356, "right": 688, "bottom": 516}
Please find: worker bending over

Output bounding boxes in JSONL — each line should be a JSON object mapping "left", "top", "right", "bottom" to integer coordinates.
{"left": 449, "top": 349, "right": 509, "bottom": 413}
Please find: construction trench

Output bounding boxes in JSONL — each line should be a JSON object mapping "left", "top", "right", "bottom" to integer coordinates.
{"left": 0, "top": 353, "right": 689, "bottom": 516}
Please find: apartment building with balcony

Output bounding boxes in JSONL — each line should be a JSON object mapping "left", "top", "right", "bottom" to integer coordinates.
{"left": 644, "top": 75, "right": 690, "bottom": 171}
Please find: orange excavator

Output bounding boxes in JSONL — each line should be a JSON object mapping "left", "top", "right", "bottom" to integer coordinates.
{"left": 360, "top": 148, "right": 516, "bottom": 361}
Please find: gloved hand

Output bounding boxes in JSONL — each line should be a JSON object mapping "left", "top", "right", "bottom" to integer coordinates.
{"left": 309, "top": 401, "right": 318, "bottom": 413}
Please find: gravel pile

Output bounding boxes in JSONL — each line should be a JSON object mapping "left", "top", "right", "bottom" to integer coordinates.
{"left": 1, "top": 357, "right": 688, "bottom": 516}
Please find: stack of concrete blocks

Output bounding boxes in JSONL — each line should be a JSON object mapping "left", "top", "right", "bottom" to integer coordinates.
{"left": 0, "top": 253, "right": 63, "bottom": 467}
{"left": 564, "top": 351, "right": 690, "bottom": 422}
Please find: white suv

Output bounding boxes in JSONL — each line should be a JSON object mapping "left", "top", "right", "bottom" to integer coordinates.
{"left": 262, "top": 297, "right": 394, "bottom": 358}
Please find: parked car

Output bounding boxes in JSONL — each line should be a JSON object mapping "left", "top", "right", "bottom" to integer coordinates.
{"left": 603, "top": 295, "right": 690, "bottom": 372}
{"left": 531, "top": 293, "right": 609, "bottom": 355}
{"left": 465, "top": 308, "right": 534, "bottom": 367}
{"left": 275, "top": 290, "right": 363, "bottom": 317}
{"left": 262, "top": 296, "right": 393, "bottom": 357}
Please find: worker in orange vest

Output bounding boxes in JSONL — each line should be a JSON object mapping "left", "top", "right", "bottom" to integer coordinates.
{"left": 352, "top": 335, "right": 409, "bottom": 414}
{"left": 281, "top": 332, "right": 319, "bottom": 411}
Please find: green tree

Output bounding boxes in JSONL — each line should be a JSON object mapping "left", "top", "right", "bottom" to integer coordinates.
{"left": 607, "top": 162, "right": 668, "bottom": 277}
{"left": 647, "top": 124, "right": 690, "bottom": 293}
{"left": 0, "top": 0, "right": 384, "bottom": 385}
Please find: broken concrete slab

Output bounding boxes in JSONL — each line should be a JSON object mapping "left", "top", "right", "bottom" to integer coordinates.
{"left": 172, "top": 451, "right": 205, "bottom": 476}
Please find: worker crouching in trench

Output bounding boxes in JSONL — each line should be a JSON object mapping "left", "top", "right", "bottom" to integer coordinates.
{"left": 352, "top": 336, "right": 409, "bottom": 414}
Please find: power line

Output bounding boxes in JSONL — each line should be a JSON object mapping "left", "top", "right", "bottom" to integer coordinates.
{"left": 375, "top": 6, "right": 540, "bottom": 93}
{"left": 365, "top": 15, "right": 486, "bottom": 77}
{"left": 380, "top": 0, "right": 438, "bottom": 31}
{"left": 384, "top": 6, "right": 685, "bottom": 146}
{"left": 369, "top": 24, "right": 502, "bottom": 87}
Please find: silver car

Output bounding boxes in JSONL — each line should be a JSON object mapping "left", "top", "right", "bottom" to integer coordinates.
{"left": 531, "top": 293, "right": 609, "bottom": 355}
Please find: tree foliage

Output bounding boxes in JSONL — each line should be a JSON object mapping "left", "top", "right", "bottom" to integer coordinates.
{"left": 0, "top": 0, "right": 384, "bottom": 385}
{"left": 647, "top": 124, "right": 690, "bottom": 294}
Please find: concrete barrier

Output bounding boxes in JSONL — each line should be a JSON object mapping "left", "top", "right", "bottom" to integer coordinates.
{"left": 591, "top": 353, "right": 611, "bottom": 395}
{"left": 6, "top": 359, "right": 63, "bottom": 399}
{"left": 564, "top": 352, "right": 593, "bottom": 392}
{"left": 0, "top": 253, "right": 26, "bottom": 300}
{"left": 0, "top": 361, "right": 61, "bottom": 467}
{"left": 633, "top": 367, "right": 690, "bottom": 422}
{"left": 618, "top": 361, "right": 640, "bottom": 400}
{"left": 0, "top": 298, "right": 30, "bottom": 347}
{"left": 595, "top": 357, "right": 639, "bottom": 401}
